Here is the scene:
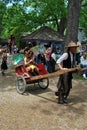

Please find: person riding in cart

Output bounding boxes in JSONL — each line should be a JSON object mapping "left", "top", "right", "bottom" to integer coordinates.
{"left": 24, "top": 47, "right": 39, "bottom": 76}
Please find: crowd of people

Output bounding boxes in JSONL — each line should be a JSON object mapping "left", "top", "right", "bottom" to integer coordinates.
{"left": 0, "top": 38, "right": 87, "bottom": 78}
{"left": 0, "top": 35, "right": 19, "bottom": 76}
{"left": 22, "top": 42, "right": 57, "bottom": 76}
{"left": 0, "top": 38, "right": 87, "bottom": 105}
{"left": 0, "top": 40, "right": 57, "bottom": 76}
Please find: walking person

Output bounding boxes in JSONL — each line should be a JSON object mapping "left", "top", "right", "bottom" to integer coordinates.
{"left": 55, "top": 41, "right": 79, "bottom": 104}
{"left": 8, "top": 35, "right": 15, "bottom": 54}
{"left": 1, "top": 49, "right": 8, "bottom": 76}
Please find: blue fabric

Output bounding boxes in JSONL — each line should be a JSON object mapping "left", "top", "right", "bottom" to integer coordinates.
{"left": 76, "top": 52, "right": 81, "bottom": 65}
{"left": 51, "top": 43, "right": 57, "bottom": 52}
{"left": 46, "top": 60, "right": 52, "bottom": 73}
{"left": 80, "top": 64, "right": 87, "bottom": 76}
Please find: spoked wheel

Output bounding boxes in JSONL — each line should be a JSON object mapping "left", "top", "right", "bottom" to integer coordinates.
{"left": 38, "top": 78, "right": 49, "bottom": 89}
{"left": 16, "top": 76, "right": 26, "bottom": 94}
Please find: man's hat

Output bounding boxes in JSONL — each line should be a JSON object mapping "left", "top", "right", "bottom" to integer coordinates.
{"left": 66, "top": 41, "right": 79, "bottom": 48}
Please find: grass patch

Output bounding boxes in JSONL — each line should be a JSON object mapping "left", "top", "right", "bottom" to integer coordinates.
{"left": 73, "top": 73, "right": 84, "bottom": 80}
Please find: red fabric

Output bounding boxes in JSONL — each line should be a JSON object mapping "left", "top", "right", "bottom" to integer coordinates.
{"left": 15, "top": 65, "right": 28, "bottom": 76}
{"left": 15, "top": 63, "right": 48, "bottom": 77}
{"left": 37, "top": 63, "right": 48, "bottom": 75}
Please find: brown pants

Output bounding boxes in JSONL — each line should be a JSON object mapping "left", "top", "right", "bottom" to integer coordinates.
{"left": 57, "top": 72, "right": 72, "bottom": 102}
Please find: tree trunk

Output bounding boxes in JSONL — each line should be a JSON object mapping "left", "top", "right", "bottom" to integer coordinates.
{"left": 65, "top": 0, "right": 81, "bottom": 46}
{"left": 58, "top": 17, "right": 67, "bottom": 36}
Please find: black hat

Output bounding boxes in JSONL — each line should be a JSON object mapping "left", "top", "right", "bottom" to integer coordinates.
{"left": 44, "top": 43, "right": 50, "bottom": 47}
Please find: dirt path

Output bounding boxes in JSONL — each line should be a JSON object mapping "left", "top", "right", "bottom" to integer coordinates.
{"left": 0, "top": 68, "right": 87, "bottom": 130}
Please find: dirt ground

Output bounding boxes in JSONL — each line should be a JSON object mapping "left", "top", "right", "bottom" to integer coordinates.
{"left": 0, "top": 67, "right": 87, "bottom": 130}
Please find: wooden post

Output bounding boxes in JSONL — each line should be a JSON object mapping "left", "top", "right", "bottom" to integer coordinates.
{"left": 28, "top": 68, "right": 87, "bottom": 81}
{"left": 29, "top": 68, "right": 77, "bottom": 81}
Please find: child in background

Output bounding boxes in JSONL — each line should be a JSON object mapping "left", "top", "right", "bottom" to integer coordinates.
{"left": 1, "top": 49, "right": 8, "bottom": 76}
{"left": 13, "top": 45, "right": 19, "bottom": 54}
{"left": 24, "top": 47, "right": 39, "bottom": 76}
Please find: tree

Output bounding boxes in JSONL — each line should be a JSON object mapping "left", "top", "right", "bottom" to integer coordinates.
{"left": 80, "top": 0, "right": 87, "bottom": 36}
{"left": 1, "top": 0, "right": 68, "bottom": 42}
{"left": 65, "top": 0, "right": 82, "bottom": 45}
{"left": 1, "top": 0, "right": 87, "bottom": 47}
{"left": 1, "top": 3, "right": 30, "bottom": 43}
{"left": 23, "top": 0, "right": 68, "bottom": 35}
{"left": 0, "top": 2, "right": 6, "bottom": 37}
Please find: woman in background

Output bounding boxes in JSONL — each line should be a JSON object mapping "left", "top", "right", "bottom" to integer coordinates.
{"left": 44, "top": 44, "right": 52, "bottom": 73}
{"left": 1, "top": 49, "right": 8, "bottom": 76}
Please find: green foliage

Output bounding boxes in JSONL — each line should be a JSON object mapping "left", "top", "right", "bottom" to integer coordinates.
{"left": 80, "top": 0, "right": 87, "bottom": 36}
{"left": 0, "top": 2, "right": 6, "bottom": 36}
{"left": 24, "top": 0, "right": 68, "bottom": 31}
{"left": 1, "top": 0, "right": 68, "bottom": 39}
{"left": 73, "top": 73, "right": 85, "bottom": 80}
{"left": 1, "top": 3, "right": 30, "bottom": 44}
{"left": 0, "top": 0, "right": 87, "bottom": 46}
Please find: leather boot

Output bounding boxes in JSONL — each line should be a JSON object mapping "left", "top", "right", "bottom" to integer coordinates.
{"left": 55, "top": 91, "right": 59, "bottom": 96}
{"left": 58, "top": 91, "right": 64, "bottom": 104}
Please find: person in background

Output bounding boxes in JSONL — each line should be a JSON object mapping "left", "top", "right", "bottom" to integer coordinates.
{"left": 24, "top": 47, "right": 39, "bottom": 76}
{"left": 50, "top": 50, "right": 56, "bottom": 72}
{"left": 80, "top": 52, "right": 87, "bottom": 79}
{"left": 55, "top": 41, "right": 79, "bottom": 104}
{"left": 1, "top": 49, "right": 8, "bottom": 76}
{"left": 76, "top": 40, "right": 82, "bottom": 65}
{"left": 8, "top": 35, "right": 15, "bottom": 54}
{"left": 36, "top": 51, "right": 46, "bottom": 65}
{"left": 44, "top": 43, "right": 52, "bottom": 73}
{"left": 13, "top": 45, "right": 19, "bottom": 54}
{"left": 51, "top": 42, "right": 57, "bottom": 53}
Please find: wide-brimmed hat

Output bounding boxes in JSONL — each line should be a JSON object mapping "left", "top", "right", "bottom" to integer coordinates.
{"left": 66, "top": 41, "right": 79, "bottom": 48}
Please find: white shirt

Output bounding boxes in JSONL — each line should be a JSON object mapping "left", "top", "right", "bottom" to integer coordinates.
{"left": 56, "top": 52, "right": 73, "bottom": 67}
{"left": 80, "top": 56, "right": 87, "bottom": 65}
{"left": 51, "top": 52, "right": 56, "bottom": 61}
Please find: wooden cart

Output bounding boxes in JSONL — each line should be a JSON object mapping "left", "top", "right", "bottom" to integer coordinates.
{"left": 15, "top": 63, "right": 85, "bottom": 94}
{"left": 15, "top": 63, "right": 49, "bottom": 94}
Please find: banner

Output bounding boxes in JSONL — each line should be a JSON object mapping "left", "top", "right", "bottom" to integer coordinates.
{"left": 7, "top": 53, "right": 24, "bottom": 66}
{"left": 7, "top": 45, "right": 46, "bottom": 67}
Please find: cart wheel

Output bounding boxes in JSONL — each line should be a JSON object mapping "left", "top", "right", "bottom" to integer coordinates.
{"left": 16, "top": 76, "right": 26, "bottom": 94}
{"left": 38, "top": 78, "right": 49, "bottom": 89}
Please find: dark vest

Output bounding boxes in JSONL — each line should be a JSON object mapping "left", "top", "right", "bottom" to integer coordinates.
{"left": 63, "top": 52, "right": 74, "bottom": 68}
